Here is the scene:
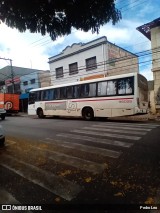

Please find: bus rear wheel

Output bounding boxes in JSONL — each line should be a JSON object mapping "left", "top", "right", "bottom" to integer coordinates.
{"left": 83, "top": 107, "right": 94, "bottom": 121}
{"left": 37, "top": 109, "right": 44, "bottom": 118}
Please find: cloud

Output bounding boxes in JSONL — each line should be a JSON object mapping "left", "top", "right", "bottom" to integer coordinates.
{"left": 0, "top": 23, "right": 49, "bottom": 70}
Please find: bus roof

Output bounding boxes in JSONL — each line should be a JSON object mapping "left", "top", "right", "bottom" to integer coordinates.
{"left": 30, "top": 72, "right": 141, "bottom": 92}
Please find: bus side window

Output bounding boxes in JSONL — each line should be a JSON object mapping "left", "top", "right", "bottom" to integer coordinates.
{"left": 42, "top": 90, "right": 54, "bottom": 101}
{"left": 66, "top": 86, "right": 73, "bottom": 99}
{"left": 48, "top": 89, "right": 54, "bottom": 100}
{"left": 98, "top": 81, "right": 107, "bottom": 96}
{"left": 35, "top": 91, "right": 41, "bottom": 101}
{"left": 118, "top": 79, "right": 126, "bottom": 95}
{"left": 81, "top": 84, "right": 89, "bottom": 97}
{"left": 107, "top": 80, "right": 117, "bottom": 95}
{"left": 55, "top": 88, "right": 60, "bottom": 100}
{"left": 126, "top": 77, "right": 134, "bottom": 94}
{"left": 60, "top": 87, "right": 66, "bottom": 99}
{"left": 73, "top": 85, "right": 80, "bottom": 98}
{"left": 118, "top": 77, "right": 133, "bottom": 95}
{"left": 88, "top": 83, "right": 96, "bottom": 97}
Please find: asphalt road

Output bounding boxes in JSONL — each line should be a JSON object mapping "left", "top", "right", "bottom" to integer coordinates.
{"left": 0, "top": 115, "right": 160, "bottom": 212}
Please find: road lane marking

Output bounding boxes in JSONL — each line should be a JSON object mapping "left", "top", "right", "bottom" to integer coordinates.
{"left": 5, "top": 140, "right": 17, "bottom": 146}
{"left": 29, "top": 144, "right": 107, "bottom": 174}
{"left": 98, "top": 122, "right": 159, "bottom": 128}
{"left": 0, "top": 154, "right": 82, "bottom": 201}
{"left": 0, "top": 189, "right": 32, "bottom": 212}
{"left": 92, "top": 125, "right": 152, "bottom": 131}
{"left": 83, "top": 127, "right": 147, "bottom": 135}
{"left": 57, "top": 133, "right": 133, "bottom": 148}
{"left": 0, "top": 189, "right": 20, "bottom": 204}
{"left": 45, "top": 138, "right": 122, "bottom": 158}
{"left": 72, "top": 130, "right": 141, "bottom": 140}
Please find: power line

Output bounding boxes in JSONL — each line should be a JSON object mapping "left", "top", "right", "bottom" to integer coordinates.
{"left": 121, "top": 1, "right": 148, "bottom": 12}
{"left": 12, "top": 51, "right": 156, "bottom": 87}
{"left": 17, "top": 52, "right": 160, "bottom": 86}
{"left": 118, "top": 0, "right": 139, "bottom": 10}
{"left": 1, "top": 45, "right": 159, "bottom": 86}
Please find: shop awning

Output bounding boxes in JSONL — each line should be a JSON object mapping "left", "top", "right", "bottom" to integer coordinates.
{"left": 20, "top": 93, "right": 29, "bottom": 99}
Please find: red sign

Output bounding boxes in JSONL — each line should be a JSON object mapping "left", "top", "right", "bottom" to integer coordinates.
{"left": 5, "top": 76, "right": 20, "bottom": 86}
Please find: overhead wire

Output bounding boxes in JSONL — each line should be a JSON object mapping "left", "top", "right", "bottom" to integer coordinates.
{"left": 16, "top": 56, "right": 157, "bottom": 86}
{"left": 1, "top": 45, "right": 159, "bottom": 84}
{"left": 7, "top": 46, "right": 159, "bottom": 87}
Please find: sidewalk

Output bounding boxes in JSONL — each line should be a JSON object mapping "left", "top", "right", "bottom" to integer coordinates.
{"left": 108, "top": 113, "right": 160, "bottom": 122}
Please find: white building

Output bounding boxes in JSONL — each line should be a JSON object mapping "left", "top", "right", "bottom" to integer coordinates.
{"left": 49, "top": 36, "right": 139, "bottom": 85}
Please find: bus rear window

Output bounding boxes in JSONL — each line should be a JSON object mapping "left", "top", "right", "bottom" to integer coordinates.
{"left": 138, "top": 74, "right": 148, "bottom": 91}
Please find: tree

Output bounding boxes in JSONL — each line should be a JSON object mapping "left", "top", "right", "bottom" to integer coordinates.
{"left": 0, "top": 0, "right": 121, "bottom": 40}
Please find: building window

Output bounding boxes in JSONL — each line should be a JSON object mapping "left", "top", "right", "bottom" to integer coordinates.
{"left": 56, "top": 67, "right": 63, "bottom": 79}
{"left": 69, "top": 62, "right": 78, "bottom": 75}
{"left": 86, "top": 56, "right": 97, "bottom": 71}
{"left": 30, "top": 79, "right": 35, "bottom": 84}
{"left": 23, "top": 81, "right": 28, "bottom": 86}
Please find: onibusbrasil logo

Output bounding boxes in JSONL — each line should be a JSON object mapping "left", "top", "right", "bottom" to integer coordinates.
{"left": 5, "top": 101, "right": 13, "bottom": 110}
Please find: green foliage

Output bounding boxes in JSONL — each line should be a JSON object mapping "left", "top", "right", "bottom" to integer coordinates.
{"left": 0, "top": 0, "right": 121, "bottom": 40}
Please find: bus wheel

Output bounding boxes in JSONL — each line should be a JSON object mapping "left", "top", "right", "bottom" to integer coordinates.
{"left": 37, "top": 109, "right": 44, "bottom": 118}
{"left": 83, "top": 107, "right": 94, "bottom": 121}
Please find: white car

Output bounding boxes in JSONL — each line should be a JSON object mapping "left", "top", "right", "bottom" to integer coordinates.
{"left": 0, "top": 125, "right": 5, "bottom": 146}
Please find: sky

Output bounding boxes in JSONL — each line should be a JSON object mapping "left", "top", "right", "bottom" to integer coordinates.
{"left": 0, "top": 0, "right": 159, "bottom": 81}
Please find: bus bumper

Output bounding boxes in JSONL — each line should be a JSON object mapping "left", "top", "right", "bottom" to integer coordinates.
{"left": 135, "top": 108, "right": 148, "bottom": 114}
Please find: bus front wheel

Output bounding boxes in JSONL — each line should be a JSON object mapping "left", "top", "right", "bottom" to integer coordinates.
{"left": 37, "top": 109, "right": 44, "bottom": 118}
{"left": 82, "top": 107, "right": 94, "bottom": 121}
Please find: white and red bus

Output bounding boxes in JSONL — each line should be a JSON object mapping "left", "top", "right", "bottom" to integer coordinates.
{"left": 28, "top": 73, "right": 148, "bottom": 120}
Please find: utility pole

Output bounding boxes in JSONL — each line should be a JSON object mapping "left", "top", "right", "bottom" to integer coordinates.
{"left": 9, "top": 59, "right": 15, "bottom": 93}
{"left": 0, "top": 57, "right": 15, "bottom": 93}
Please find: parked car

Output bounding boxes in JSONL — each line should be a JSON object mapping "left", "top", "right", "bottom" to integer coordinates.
{"left": 0, "top": 125, "right": 5, "bottom": 146}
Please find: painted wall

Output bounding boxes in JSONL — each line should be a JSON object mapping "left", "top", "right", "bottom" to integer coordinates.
{"left": 20, "top": 72, "right": 39, "bottom": 93}
{"left": 38, "top": 71, "right": 52, "bottom": 87}
{"left": 106, "top": 43, "right": 139, "bottom": 76}
{"left": 49, "top": 43, "right": 106, "bottom": 85}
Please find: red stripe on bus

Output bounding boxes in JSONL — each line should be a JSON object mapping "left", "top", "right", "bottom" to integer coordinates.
{"left": 46, "top": 97, "right": 134, "bottom": 104}
{"left": 46, "top": 101, "right": 66, "bottom": 104}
